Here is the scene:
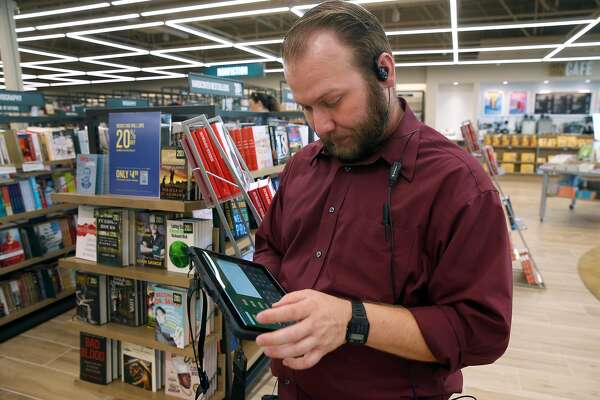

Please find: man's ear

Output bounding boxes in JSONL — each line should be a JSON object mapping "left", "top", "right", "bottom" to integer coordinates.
{"left": 376, "top": 52, "right": 396, "bottom": 88}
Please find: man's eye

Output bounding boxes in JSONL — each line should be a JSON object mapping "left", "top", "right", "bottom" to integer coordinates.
{"left": 324, "top": 97, "right": 341, "bottom": 107}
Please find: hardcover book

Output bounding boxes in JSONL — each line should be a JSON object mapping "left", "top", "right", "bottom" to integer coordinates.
{"left": 160, "top": 148, "right": 189, "bottom": 201}
{"left": 80, "top": 332, "right": 112, "bottom": 385}
{"left": 121, "top": 342, "right": 160, "bottom": 392}
{"left": 75, "top": 272, "right": 108, "bottom": 325}
{"left": 153, "top": 285, "right": 189, "bottom": 349}
{"left": 166, "top": 220, "right": 195, "bottom": 273}
{"left": 109, "top": 276, "right": 141, "bottom": 326}
{"left": 96, "top": 208, "right": 128, "bottom": 267}
{"left": 0, "top": 228, "right": 26, "bottom": 267}
{"left": 76, "top": 206, "right": 97, "bottom": 262}
{"left": 135, "top": 212, "right": 166, "bottom": 268}
{"left": 77, "top": 154, "right": 98, "bottom": 194}
{"left": 34, "top": 220, "right": 64, "bottom": 254}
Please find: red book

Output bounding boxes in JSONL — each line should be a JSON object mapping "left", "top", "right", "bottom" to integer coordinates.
{"left": 248, "top": 187, "right": 267, "bottom": 219}
{"left": 199, "top": 127, "right": 232, "bottom": 199}
{"left": 242, "top": 127, "right": 258, "bottom": 171}
{"left": 2, "top": 186, "right": 13, "bottom": 215}
{"left": 182, "top": 135, "right": 212, "bottom": 202}
{"left": 229, "top": 128, "right": 244, "bottom": 163}
{"left": 209, "top": 124, "right": 239, "bottom": 196}
{"left": 191, "top": 128, "right": 224, "bottom": 200}
{"left": 235, "top": 128, "right": 250, "bottom": 169}
{"left": 258, "top": 184, "right": 274, "bottom": 210}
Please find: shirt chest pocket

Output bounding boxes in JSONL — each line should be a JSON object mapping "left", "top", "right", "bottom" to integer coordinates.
{"left": 330, "top": 216, "right": 419, "bottom": 304}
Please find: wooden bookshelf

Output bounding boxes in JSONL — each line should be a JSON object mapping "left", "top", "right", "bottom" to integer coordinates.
{"left": 52, "top": 192, "right": 207, "bottom": 213}
{"left": 0, "top": 203, "right": 77, "bottom": 224}
{"left": 242, "top": 340, "right": 264, "bottom": 368}
{"left": 224, "top": 236, "right": 253, "bottom": 256}
{"left": 0, "top": 289, "right": 74, "bottom": 327}
{"left": 59, "top": 257, "right": 193, "bottom": 288}
{"left": 72, "top": 319, "right": 218, "bottom": 357}
{"left": 0, "top": 245, "right": 75, "bottom": 277}
{"left": 251, "top": 164, "right": 285, "bottom": 178}
{"left": 74, "top": 379, "right": 225, "bottom": 400}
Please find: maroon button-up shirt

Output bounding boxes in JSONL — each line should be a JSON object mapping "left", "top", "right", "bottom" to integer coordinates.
{"left": 254, "top": 98, "right": 512, "bottom": 399}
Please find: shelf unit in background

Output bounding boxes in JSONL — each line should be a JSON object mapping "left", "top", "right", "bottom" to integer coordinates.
{"left": 0, "top": 203, "right": 77, "bottom": 225}
{"left": 74, "top": 379, "right": 225, "bottom": 400}
{"left": 0, "top": 246, "right": 75, "bottom": 277}
{"left": 0, "top": 289, "right": 74, "bottom": 327}
{"left": 52, "top": 192, "right": 207, "bottom": 213}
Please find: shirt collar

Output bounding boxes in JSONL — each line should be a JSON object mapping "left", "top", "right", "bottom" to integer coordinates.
{"left": 310, "top": 97, "right": 422, "bottom": 182}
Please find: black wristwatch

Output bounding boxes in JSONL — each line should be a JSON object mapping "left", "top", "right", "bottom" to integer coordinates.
{"left": 345, "top": 300, "right": 370, "bottom": 345}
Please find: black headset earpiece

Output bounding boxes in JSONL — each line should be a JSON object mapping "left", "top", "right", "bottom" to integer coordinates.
{"left": 373, "top": 53, "right": 389, "bottom": 81}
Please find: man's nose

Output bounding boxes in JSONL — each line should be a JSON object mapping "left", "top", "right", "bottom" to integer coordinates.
{"left": 312, "top": 108, "right": 335, "bottom": 135}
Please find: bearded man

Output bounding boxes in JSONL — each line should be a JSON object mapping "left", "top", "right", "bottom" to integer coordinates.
{"left": 253, "top": 2, "right": 513, "bottom": 399}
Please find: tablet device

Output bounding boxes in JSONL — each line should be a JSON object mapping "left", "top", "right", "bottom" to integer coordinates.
{"left": 188, "top": 247, "right": 286, "bottom": 339}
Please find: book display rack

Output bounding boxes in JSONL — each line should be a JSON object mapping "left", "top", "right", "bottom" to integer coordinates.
{"left": 462, "top": 121, "right": 545, "bottom": 289}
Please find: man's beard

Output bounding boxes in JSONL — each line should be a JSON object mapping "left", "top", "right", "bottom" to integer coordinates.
{"left": 321, "top": 78, "right": 389, "bottom": 162}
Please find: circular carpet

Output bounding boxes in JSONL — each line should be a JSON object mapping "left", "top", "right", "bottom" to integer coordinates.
{"left": 578, "top": 246, "right": 600, "bottom": 302}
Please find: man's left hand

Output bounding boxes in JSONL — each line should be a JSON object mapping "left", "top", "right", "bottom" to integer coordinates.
{"left": 255, "top": 289, "right": 351, "bottom": 370}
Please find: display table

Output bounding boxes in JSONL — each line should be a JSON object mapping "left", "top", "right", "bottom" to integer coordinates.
{"left": 539, "top": 164, "right": 600, "bottom": 222}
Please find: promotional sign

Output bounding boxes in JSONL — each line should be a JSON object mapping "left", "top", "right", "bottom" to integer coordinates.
{"left": 188, "top": 73, "right": 244, "bottom": 98}
{"left": 106, "top": 98, "right": 149, "bottom": 108}
{"left": 204, "top": 63, "right": 265, "bottom": 78}
{"left": 109, "top": 112, "right": 161, "bottom": 197}
{"left": 509, "top": 91, "right": 528, "bottom": 115}
{"left": 0, "top": 90, "right": 45, "bottom": 113}
{"left": 534, "top": 92, "right": 591, "bottom": 115}
{"left": 483, "top": 90, "right": 503, "bottom": 115}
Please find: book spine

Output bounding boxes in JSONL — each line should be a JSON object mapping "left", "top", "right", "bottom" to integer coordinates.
{"left": 204, "top": 127, "right": 234, "bottom": 198}
{"left": 248, "top": 189, "right": 267, "bottom": 219}
{"left": 28, "top": 177, "right": 43, "bottom": 209}
{"left": 197, "top": 128, "right": 229, "bottom": 199}
{"left": 258, "top": 185, "right": 274, "bottom": 210}
{"left": 191, "top": 128, "right": 223, "bottom": 200}
{"left": 243, "top": 127, "right": 258, "bottom": 171}
{"left": 1, "top": 186, "right": 12, "bottom": 216}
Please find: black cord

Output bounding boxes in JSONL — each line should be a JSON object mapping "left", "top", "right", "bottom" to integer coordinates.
{"left": 187, "top": 277, "right": 210, "bottom": 399}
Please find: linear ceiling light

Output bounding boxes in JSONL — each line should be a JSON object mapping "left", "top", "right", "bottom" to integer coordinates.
{"left": 69, "top": 21, "right": 164, "bottom": 36}
{"left": 15, "top": 27, "right": 36, "bottom": 33}
{"left": 152, "top": 44, "right": 231, "bottom": 54}
{"left": 238, "top": 39, "right": 283, "bottom": 46}
{"left": 169, "top": 7, "right": 290, "bottom": 24}
{"left": 233, "top": 45, "right": 277, "bottom": 60}
{"left": 136, "top": 74, "right": 187, "bottom": 81}
{"left": 17, "top": 33, "right": 65, "bottom": 42}
{"left": 18, "top": 47, "right": 77, "bottom": 61}
{"left": 81, "top": 59, "right": 141, "bottom": 71}
{"left": 165, "top": 23, "right": 234, "bottom": 46}
{"left": 544, "top": 16, "right": 600, "bottom": 60}
{"left": 459, "top": 18, "right": 594, "bottom": 32}
{"left": 14, "top": 2, "right": 110, "bottom": 20}
{"left": 460, "top": 58, "right": 542, "bottom": 65}
{"left": 142, "top": 0, "right": 269, "bottom": 17}
{"left": 80, "top": 51, "right": 148, "bottom": 60}
{"left": 550, "top": 56, "right": 600, "bottom": 62}
{"left": 449, "top": 0, "right": 458, "bottom": 63}
{"left": 393, "top": 49, "right": 451, "bottom": 55}
{"left": 385, "top": 28, "right": 452, "bottom": 36}
{"left": 67, "top": 34, "right": 146, "bottom": 53}
{"left": 265, "top": 68, "right": 284, "bottom": 73}
{"left": 395, "top": 61, "right": 455, "bottom": 67}
{"left": 112, "top": 0, "right": 151, "bottom": 5}
{"left": 459, "top": 44, "right": 561, "bottom": 52}
{"left": 149, "top": 51, "right": 203, "bottom": 65}
{"left": 36, "top": 13, "right": 139, "bottom": 30}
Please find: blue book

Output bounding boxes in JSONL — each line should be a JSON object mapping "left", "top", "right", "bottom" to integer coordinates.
{"left": 76, "top": 154, "right": 98, "bottom": 195}
{"left": 108, "top": 112, "right": 161, "bottom": 197}
{"left": 28, "top": 177, "right": 43, "bottom": 209}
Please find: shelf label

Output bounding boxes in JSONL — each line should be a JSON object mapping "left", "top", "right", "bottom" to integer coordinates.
{"left": 204, "top": 63, "right": 265, "bottom": 78}
{"left": 0, "top": 90, "right": 45, "bottom": 113}
{"left": 106, "top": 98, "right": 149, "bottom": 108}
{"left": 188, "top": 73, "right": 244, "bottom": 98}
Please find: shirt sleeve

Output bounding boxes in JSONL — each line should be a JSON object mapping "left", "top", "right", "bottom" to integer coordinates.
{"left": 408, "top": 190, "right": 512, "bottom": 372}
{"left": 253, "top": 159, "right": 295, "bottom": 278}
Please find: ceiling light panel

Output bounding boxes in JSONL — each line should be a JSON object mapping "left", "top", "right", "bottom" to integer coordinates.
{"left": 36, "top": 14, "right": 139, "bottom": 30}
{"left": 17, "top": 34, "right": 66, "bottom": 42}
{"left": 67, "top": 34, "right": 146, "bottom": 53}
{"left": 142, "top": 0, "right": 269, "bottom": 17}
{"left": 14, "top": 2, "right": 110, "bottom": 20}
{"left": 544, "top": 16, "right": 600, "bottom": 60}
{"left": 69, "top": 22, "right": 164, "bottom": 36}
{"left": 152, "top": 44, "right": 232, "bottom": 54}
{"left": 112, "top": 0, "right": 151, "bottom": 5}
{"left": 15, "top": 27, "right": 36, "bottom": 33}
{"left": 169, "top": 7, "right": 290, "bottom": 24}
{"left": 458, "top": 19, "right": 594, "bottom": 32}
{"left": 449, "top": 0, "right": 458, "bottom": 63}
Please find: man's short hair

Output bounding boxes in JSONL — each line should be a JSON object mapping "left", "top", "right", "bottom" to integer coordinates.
{"left": 282, "top": 0, "right": 392, "bottom": 79}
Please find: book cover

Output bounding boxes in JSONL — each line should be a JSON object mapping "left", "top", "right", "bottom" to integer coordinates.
{"left": 18, "top": 180, "right": 35, "bottom": 212}
{"left": 268, "top": 125, "right": 289, "bottom": 165}
{"left": 34, "top": 220, "right": 64, "bottom": 254}
{"left": 77, "top": 154, "right": 98, "bottom": 195}
{"left": 75, "top": 272, "right": 108, "bottom": 325}
{"left": 28, "top": 177, "right": 43, "bottom": 209}
{"left": 0, "top": 228, "right": 26, "bottom": 267}
{"left": 135, "top": 212, "right": 166, "bottom": 268}
{"left": 153, "top": 285, "right": 188, "bottom": 349}
{"left": 80, "top": 332, "right": 111, "bottom": 385}
{"left": 96, "top": 209, "right": 125, "bottom": 266}
{"left": 109, "top": 112, "right": 161, "bottom": 197}
{"left": 109, "top": 276, "right": 140, "bottom": 326}
{"left": 166, "top": 220, "right": 195, "bottom": 273}
{"left": 146, "top": 283, "right": 156, "bottom": 328}
{"left": 165, "top": 353, "right": 203, "bottom": 400}
{"left": 286, "top": 125, "right": 303, "bottom": 157}
{"left": 160, "top": 148, "right": 188, "bottom": 201}
{"left": 122, "top": 342, "right": 158, "bottom": 392}
{"left": 51, "top": 130, "right": 76, "bottom": 160}
{"left": 76, "top": 206, "right": 97, "bottom": 262}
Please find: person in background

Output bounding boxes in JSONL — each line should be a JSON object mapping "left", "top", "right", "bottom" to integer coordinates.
{"left": 249, "top": 92, "right": 281, "bottom": 112}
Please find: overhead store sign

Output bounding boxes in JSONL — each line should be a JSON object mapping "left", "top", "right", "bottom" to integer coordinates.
{"left": 106, "top": 98, "right": 149, "bottom": 108}
{"left": 0, "top": 90, "right": 45, "bottom": 113}
{"left": 565, "top": 61, "right": 592, "bottom": 77}
{"left": 188, "top": 73, "right": 244, "bottom": 98}
{"left": 204, "top": 63, "right": 265, "bottom": 78}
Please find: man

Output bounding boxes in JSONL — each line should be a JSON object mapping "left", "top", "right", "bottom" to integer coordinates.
{"left": 253, "top": 1, "right": 512, "bottom": 399}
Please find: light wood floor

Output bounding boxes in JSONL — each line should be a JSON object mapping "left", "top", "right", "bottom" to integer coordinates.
{"left": 1, "top": 176, "right": 599, "bottom": 400}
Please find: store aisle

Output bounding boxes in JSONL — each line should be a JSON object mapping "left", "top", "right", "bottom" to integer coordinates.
{"left": 1, "top": 177, "right": 599, "bottom": 400}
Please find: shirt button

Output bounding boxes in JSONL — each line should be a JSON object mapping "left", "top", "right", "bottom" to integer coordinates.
{"left": 328, "top": 206, "right": 335, "bottom": 213}
{"left": 315, "top": 250, "right": 322, "bottom": 258}
{"left": 283, "top": 378, "right": 291, "bottom": 385}
{"left": 344, "top": 166, "right": 352, "bottom": 172}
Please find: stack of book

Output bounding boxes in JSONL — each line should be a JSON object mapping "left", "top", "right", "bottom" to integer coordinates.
{"left": 0, "top": 171, "right": 75, "bottom": 216}
{"left": 0, "top": 264, "right": 74, "bottom": 317}
{"left": 15, "top": 127, "right": 84, "bottom": 164}
{"left": 0, "top": 133, "right": 13, "bottom": 167}
{"left": 0, "top": 216, "right": 76, "bottom": 268}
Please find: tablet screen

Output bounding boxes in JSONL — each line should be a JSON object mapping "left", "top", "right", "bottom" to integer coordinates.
{"left": 203, "top": 252, "right": 284, "bottom": 330}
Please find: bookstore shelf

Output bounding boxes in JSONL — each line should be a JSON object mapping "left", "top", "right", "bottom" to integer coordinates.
{"left": 71, "top": 318, "right": 219, "bottom": 357}
{"left": 0, "top": 245, "right": 75, "bottom": 277}
{"left": 251, "top": 164, "right": 285, "bottom": 178}
{"left": 52, "top": 192, "right": 207, "bottom": 213}
{"left": 242, "top": 340, "right": 263, "bottom": 368}
{"left": 74, "top": 379, "right": 225, "bottom": 400}
{"left": 0, "top": 115, "right": 83, "bottom": 125}
{"left": 0, "top": 167, "right": 74, "bottom": 184}
{"left": 59, "top": 257, "right": 193, "bottom": 288}
{"left": 0, "top": 203, "right": 77, "bottom": 224}
{"left": 0, "top": 289, "right": 75, "bottom": 327}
